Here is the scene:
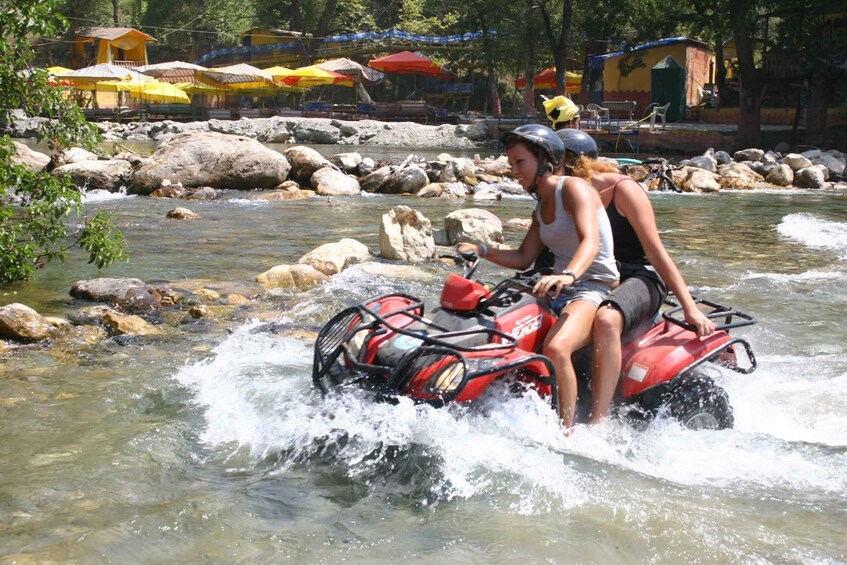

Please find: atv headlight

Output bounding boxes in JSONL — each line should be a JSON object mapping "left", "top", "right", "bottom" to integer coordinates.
{"left": 424, "top": 361, "right": 466, "bottom": 395}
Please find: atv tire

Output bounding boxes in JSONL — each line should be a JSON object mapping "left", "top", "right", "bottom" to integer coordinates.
{"left": 664, "top": 377, "right": 734, "bottom": 430}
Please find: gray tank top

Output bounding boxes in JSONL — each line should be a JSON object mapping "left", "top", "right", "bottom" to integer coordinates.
{"left": 536, "top": 177, "right": 619, "bottom": 283}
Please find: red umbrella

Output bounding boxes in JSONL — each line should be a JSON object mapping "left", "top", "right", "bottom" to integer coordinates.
{"left": 368, "top": 51, "right": 454, "bottom": 78}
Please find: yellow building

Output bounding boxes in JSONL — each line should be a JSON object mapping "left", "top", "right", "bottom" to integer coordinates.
{"left": 587, "top": 37, "right": 715, "bottom": 121}
{"left": 73, "top": 27, "right": 156, "bottom": 68}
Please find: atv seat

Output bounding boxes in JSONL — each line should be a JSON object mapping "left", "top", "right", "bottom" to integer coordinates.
{"left": 620, "top": 309, "right": 663, "bottom": 346}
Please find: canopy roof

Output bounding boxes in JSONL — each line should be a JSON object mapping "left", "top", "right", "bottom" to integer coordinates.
{"left": 55, "top": 63, "right": 153, "bottom": 82}
{"left": 137, "top": 61, "right": 207, "bottom": 72}
{"left": 198, "top": 64, "right": 275, "bottom": 88}
{"left": 76, "top": 27, "right": 156, "bottom": 43}
{"left": 368, "top": 51, "right": 454, "bottom": 78}
{"left": 316, "top": 57, "right": 384, "bottom": 83}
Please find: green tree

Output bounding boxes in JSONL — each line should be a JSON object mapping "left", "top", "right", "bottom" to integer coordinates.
{"left": 1, "top": 0, "right": 128, "bottom": 283}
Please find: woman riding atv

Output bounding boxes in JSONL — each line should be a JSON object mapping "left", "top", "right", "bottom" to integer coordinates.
{"left": 457, "top": 124, "right": 618, "bottom": 429}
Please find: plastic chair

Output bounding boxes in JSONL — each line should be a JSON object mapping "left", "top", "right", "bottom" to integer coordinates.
{"left": 649, "top": 103, "right": 670, "bottom": 130}
{"left": 585, "top": 103, "right": 609, "bottom": 129}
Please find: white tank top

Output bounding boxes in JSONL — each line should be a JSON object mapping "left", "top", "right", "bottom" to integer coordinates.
{"left": 536, "top": 177, "right": 619, "bottom": 282}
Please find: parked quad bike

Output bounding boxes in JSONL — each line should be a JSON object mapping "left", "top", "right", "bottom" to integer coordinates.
{"left": 312, "top": 253, "right": 757, "bottom": 430}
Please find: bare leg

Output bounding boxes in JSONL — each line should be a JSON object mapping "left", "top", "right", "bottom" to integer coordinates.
{"left": 543, "top": 300, "right": 597, "bottom": 428}
{"left": 590, "top": 304, "right": 624, "bottom": 424}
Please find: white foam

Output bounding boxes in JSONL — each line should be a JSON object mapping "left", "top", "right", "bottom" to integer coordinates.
{"left": 777, "top": 213, "right": 847, "bottom": 259}
{"left": 82, "top": 188, "right": 133, "bottom": 202}
{"left": 172, "top": 319, "right": 847, "bottom": 513}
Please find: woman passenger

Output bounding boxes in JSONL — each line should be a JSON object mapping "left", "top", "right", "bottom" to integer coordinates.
{"left": 556, "top": 129, "right": 716, "bottom": 424}
{"left": 457, "top": 124, "right": 618, "bottom": 428}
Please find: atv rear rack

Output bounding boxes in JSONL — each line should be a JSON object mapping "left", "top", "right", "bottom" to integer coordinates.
{"left": 663, "top": 295, "right": 757, "bottom": 332}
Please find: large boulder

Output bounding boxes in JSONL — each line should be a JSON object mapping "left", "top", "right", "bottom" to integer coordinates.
{"left": 130, "top": 131, "right": 291, "bottom": 194}
{"left": 794, "top": 166, "right": 828, "bottom": 189}
{"left": 312, "top": 167, "right": 361, "bottom": 196}
{"left": 70, "top": 277, "right": 160, "bottom": 312}
{"left": 359, "top": 165, "right": 393, "bottom": 193}
{"left": 10, "top": 141, "right": 50, "bottom": 172}
{"left": 381, "top": 166, "right": 429, "bottom": 194}
{"left": 444, "top": 208, "right": 504, "bottom": 245}
{"left": 53, "top": 159, "right": 133, "bottom": 192}
{"left": 297, "top": 238, "right": 371, "bottom": 276}
{"left": 717, "top": 162, "right": 762, "bottom": 190}
{"left": 733, "top": 148, "right": 765, "bottom": 162}
{"left": 765, "top": 164, "right": 794, "bottom": 187}
{"left": 684, "top": 168, "right": 721, "bottom": 193}
{"left": 0, "top": 303, "right": 56, "bottom": 342}
{"left": 284, "top": 145, "right": 332, "bottom": 185}
{"left": 379, "top": 206, "right": 435, "bottom": 262}
{"left": 255, "top": 264, "right": 330, "bottom": 290}
{"left": 781, "top": 153, "right": 813, "bottom": 172}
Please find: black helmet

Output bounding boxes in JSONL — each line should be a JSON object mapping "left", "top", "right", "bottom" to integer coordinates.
{"left": 501, "top": 124, "right": 566, "bottom": 167}
{"left": 555, "top": 129, "right": 598, "bottom": 159}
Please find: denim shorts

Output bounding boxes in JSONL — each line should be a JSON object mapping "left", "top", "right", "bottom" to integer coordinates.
{"left": 548, "top": 280, "right": 614, "bottom": 314}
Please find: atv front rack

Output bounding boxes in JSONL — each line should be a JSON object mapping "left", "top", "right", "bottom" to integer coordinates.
{"left": 312, "top": 292, "right": 527, "bottom": 395}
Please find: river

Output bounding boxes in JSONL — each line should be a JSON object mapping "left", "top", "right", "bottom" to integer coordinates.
{"left": 1, "top": 147, "right": 846, "bottom": 562}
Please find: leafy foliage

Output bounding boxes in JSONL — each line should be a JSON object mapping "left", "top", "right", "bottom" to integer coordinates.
{"left": 1, "top": 0, "right": 128, "bottom": 283}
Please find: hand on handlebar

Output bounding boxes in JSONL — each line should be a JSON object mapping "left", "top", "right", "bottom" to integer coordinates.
{"left": 684, "top": 307, "right": 716, "bottom": 337}
{"left": 533, "top": 274, "right": 575, "bottom": 300}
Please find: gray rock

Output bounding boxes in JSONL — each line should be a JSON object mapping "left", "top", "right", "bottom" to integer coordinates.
{"left": 812, "top": 153, "right": 845, "bottom": 177}
{"left": 782, "top": 153, "right": 813, "bottom": 171}
{"left": 794, "top": 166, "right": 827, "bottom": 188}
{"left": 687, "top": 155, "right": 717, "bottom": 173}
{"left": 714, "top": 150, "right": 733, "bottom": 165}
{"left": 298, "top": 238, "right": 371, "bottom": 276}
{"left": 330, "top": 151, "right": 363, "bottom": 173}
{"left": 773, "top": 142, "right": 791, "bottom": 154}
{"left": 379, "top": 206, "right": 435, "bottom": 262}
{"left": 733, "top": 148, "right": 765, "bottom": 162}
{"left": 284, "top": 145, "right": 332, "bottom": 185}
{"left": 312, "top": 167, "right": 361, "bottom": 196}
{"left": 357, "top": 157, "right": 375, "bottom": 176}
{"left": 292, "top": 118, "right": 342, "bottom": 144}
{"left": 70, "top": 277, "right": 160, "bottom": 312}
{"left": 765, "top": 164, "right": 793, "bottom": 186}
{"left": 685, "top": 169, "right": 721, "bottom": 193}
{"left": 10, "top": 141, "right": 50, "bottom": 172}
{"left": 131, "top": 131, "right": 291, "bottom": 194}
{"left": 381, "top": 166, "right": 429, "bottom": 194}
{"left": 360, "top": 165, "right": 393, "bottom": 193}
{"left": 444, "top": 208, "right": 504, "bottom": 246}
{"left": 52, "top": 159, "right": 133, "bottom": 192}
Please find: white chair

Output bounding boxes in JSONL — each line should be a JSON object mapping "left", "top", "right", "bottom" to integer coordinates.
{"left": 585, "top": 103, "right": 609, "bottom": 129}
{"left": 649, "top": 102, "right": 670, "bottom": 130}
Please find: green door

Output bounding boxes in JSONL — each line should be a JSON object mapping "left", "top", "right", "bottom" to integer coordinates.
{"left": 651, "top": 55, "right": 686, "bottom": 122}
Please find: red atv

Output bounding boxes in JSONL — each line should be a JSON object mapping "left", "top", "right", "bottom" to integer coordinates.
{"left": 312, "top": 253, "right": 757, "bottom": 429}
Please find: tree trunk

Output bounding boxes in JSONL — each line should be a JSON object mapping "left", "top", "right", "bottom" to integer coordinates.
{"left": 730, "top": 0, "right": 764, "bottom": 148}
{"left": 112, "top": 0, "right": 119, "bottom": 26}
{"left": 539, "top": 0, "right": 572, "bottom": 95}
{"left": 715, "top": 39, "right": 728, "bottom": 106}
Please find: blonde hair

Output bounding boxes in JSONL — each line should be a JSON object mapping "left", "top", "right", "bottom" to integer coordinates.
{"left": 569, "top": 155, "right": 619, "bottom": 181}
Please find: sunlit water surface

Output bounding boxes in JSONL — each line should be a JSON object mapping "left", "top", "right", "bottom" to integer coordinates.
{"left": 1, "top": 160, "right": 846, "bottom": 562}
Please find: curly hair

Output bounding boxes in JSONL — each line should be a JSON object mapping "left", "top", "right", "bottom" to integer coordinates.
{"left": 569, "top": 155, "right": 620, "bottom": 180}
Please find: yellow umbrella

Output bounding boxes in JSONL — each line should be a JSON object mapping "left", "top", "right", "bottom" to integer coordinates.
{"left": 282, "top": 65, "right": 355, "bottom": 88}
{"left": 264, "top": 66, "right": 295, "bottom": 84}
{"left": 127, "top": 80, "right": 191, "bottom": 104}
{"left": 46, "top": 65, "right": 74, "bottom": 75}
{"left": 174, "top": 82, "right": 230, "bottom": 95}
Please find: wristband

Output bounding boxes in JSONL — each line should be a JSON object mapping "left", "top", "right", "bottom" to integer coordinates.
{"left": 479, "top": 243, "right": 489, "bottom": 258}
{"left": 562, "top": 268, "right": 576, "bottom": 280}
